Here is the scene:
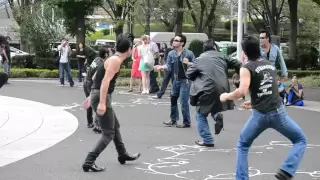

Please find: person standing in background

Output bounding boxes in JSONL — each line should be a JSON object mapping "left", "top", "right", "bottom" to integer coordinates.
{"left": 260, "top": 29, "right": 288, "bottom": 79}
{"left": 77, "top": 42, "right": 87, "bottom": 82}
{"left": 0, "top": 35, "right": 10, "bottom": 84}
{"left": 148, "top": 36, "right": 160, "bottom": 93}
{"left": 157, "top": 38, "right": 174, "bottom": 99}
{"left": 138, "top": 35, "right": 153, "bottom": 94}
{"left": 128, "top": 40, "right": 142, "bottom": 92}
{"left": 57, "top": 38, "right": 74, "bottom": 87}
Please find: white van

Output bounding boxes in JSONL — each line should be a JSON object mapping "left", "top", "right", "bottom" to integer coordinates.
{"left": 95, "top": 39, "right": 116, "bottom": 47}
{"left": 150, "top": 32, "right": 208, "bottom": 48}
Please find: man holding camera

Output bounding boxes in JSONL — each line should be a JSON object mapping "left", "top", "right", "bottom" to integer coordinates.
{"left": 57, "top": 38, "right": 74, "bottom": 87}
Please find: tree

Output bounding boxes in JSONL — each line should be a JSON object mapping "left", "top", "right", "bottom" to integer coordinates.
{"left": 175, "top": 0, "right": 184, "bottom": 35}
{"left": 9, "top": 0, "right": 33, "bottom": 51}
{"left": 287, "top": 0, "right": 320, "bottom": 61}
{"left": 12, "top": 2, "right": 65, "bottom": 56}
{"left": 152, "top": 0, "right": 177, "bottom": 32}
{"left": 248, "top": 0, "right": 286, "bottom": 35}
{"left": 47, "top": 0, "right": 103, "bottom": 48}
{"left": 100, "top": 0, "right": 136, "bottom": 37}
{"left": 185, "top": 0, "right": 218, "bottom": 37}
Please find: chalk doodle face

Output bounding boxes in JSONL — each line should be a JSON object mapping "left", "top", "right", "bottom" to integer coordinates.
{"left": 135, "top": 141, "right": 320, "bottom": 180}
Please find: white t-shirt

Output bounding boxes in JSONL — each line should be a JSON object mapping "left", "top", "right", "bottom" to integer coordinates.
{"left": 58, "top": 45, "right": 69, "bottom": 63}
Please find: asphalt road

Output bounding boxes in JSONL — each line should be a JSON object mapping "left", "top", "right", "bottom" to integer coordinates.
{"left": 0, "top": 81, "right": 319, "bottom": 180}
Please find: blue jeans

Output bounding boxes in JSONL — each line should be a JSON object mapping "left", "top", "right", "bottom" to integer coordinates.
{"left": 196, "top": 110, "right": 218, "bottom": 144}
{"left": 3, "top": 61, "right": 10, "bottom": 74}
{"left": 170, "top": 78, "right": 191, "bottom": 125}
{"left": 236, "top": 106, "right": 307, "bottom": 179}
{"left": 59, "top": 62, "right": 73, "bottom": 85}
{"left": 149, "top": 59, "right": 159, "bottom": 92}
{"left": 287, "top": 91, "right": 304, "bottom": 106}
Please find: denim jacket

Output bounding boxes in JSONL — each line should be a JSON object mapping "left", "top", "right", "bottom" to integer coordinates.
{"left": 260, "top": 43, "right": 288, "bottom": 76}
{"left": 164, "top": 48, "right": 195, "bottom": 78}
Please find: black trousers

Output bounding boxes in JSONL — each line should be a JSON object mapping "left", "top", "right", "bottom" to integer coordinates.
{"left": 83, "top": 81, "right": 93, "bottom": 125}
{"left": 149, "top": 59, "right": 160, "bottom": 92}
{"left": 84, "top": 90, "right": 126, "bottom": 164}
{"left": 157, "top": 70, "right": 173, "bottom": 98}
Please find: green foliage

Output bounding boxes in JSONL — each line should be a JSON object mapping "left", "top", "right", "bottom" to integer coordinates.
{"left": 12, "top": 2, "right": 65, "bottom": 56}
{"left": 46, "top": 0, "right": 103, "bottom": 36}
{"left": 188, "top": 39, "right": 204, "bottom": 58}
{"left": 87, "top": 30, "right": 116, "bottom": 41}
{"left": 102, "top": 28, "right": 111, "bottom": 35}
{"left": 224, "top": 19, "right": 237, "bottom": 30}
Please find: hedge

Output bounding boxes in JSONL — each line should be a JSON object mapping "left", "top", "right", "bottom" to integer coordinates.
{"left": 2, "top": 68, "right": 320, "bottom": 79}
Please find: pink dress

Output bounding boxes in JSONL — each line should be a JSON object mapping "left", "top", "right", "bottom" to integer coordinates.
{"left": 131, "top": 48, "right": 142, "bottom": 78}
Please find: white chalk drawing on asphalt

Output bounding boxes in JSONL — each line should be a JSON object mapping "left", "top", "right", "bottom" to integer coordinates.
{"left": 135, "top": 141, "right": 320, "bottom": 180}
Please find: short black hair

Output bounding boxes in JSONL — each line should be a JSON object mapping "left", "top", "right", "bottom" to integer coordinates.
{"left": 241, "top": 35, "right": 261, "bottom": 61}
{"left": 124, "top": 33, "right": 134, "bottom": 44}
{"left": 203, "top": 39, "right": 215, "bottom": 52}
{"left": 260, "top": 29, "right": 271, "bottom": 43}
{"left": 116, "top": 34, "right": 132, "bottom": 53}
{"left": 176, "top": 34, "right": 187, "bottom": 47}
{"left": 170, "top": 38, "right": 174, "bottom": 46}
{"left": 99, "top": 47, "right": 110, "bottom": 59}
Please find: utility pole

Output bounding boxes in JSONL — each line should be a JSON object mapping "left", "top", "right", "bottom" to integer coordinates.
{"left": 230, "top": 0, "right": 233, "bottom": 45}
{"left": 236, "top": 0, "right": 243, "bottom": 61}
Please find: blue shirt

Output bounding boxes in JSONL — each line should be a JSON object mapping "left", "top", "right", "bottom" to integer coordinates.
{"left": 278, "top": 83, "right": 286, "bottom": 98}
{"left": 260, "top": 43, "right": 288, "bottom": 77}
{"left": 164, "top": 48, "right": 195, "bottom": 78}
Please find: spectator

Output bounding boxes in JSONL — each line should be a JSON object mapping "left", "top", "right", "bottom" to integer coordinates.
{"left": 138, "top": 35, "right": 153, "bottom": 94}
{"left": 286, "top": 75, "right": 304, "bottom": 106}
{"left": 57, "top": 38, "right": 74, "bottom": 87}
{"left": 129, "top": 40, "right": 142, "bottom": 92}
{"left": 157, "top": 38, "right": 174, "bottom": 99}
{"left": 77, "top": 42, "right": 87, "bottom": 82}
{"left": 277, "top": 76, "right": 286, "bottom": 104}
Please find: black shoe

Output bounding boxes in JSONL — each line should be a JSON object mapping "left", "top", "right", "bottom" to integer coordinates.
{"left": 149, "top": 88, "right": 159, "bottom": 94}
{"left": 163, "top": 120, "right": 177, "bottom": 127}
{"left": 275, "top": 169, "right": 292, "bottom": 180}
{"left": 118, "top": 153, "right": 141, "bottom": 164}
{"left": 214, "top": 113, "right": 224, "bottom": 134}
{"left": 87, "top": 123, "right": 94, "bottom": 128}
{"left": 82, "top": 163, "right": 106, "bottom": 172}
{"left": 176, "top": 124, "right": 191, "bottom": 128}
{"left": 92, "top": 127, "right": 102, "bottom": 134}
{"left": 70, "top": 80, "right": 74, "bottom": 87}
{"left": 195, "top": 140, "right": 214, "bottom": 147}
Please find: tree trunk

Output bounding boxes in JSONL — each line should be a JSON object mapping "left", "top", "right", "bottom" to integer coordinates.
{"left": 145, "top": 0, "right": 151, "bottom": 35}
{"left": 175, "top": 0, "right": 183, "bottom": 35}
{"left": 288, "top": 0, "right": 298, "bottom": 60}
{"left": 115, "top": 25, "right": 124, "bottom": 38}
{"left": 76, "top": 12, "right": 86, "bottom": 50}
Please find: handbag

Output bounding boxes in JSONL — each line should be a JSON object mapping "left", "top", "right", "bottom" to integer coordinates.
{"left": 144, "top": 46, "right": 155, "bottom": 68}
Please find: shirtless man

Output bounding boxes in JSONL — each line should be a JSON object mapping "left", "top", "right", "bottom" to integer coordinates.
{"left": 82, "top": 34, "right": 140, "bottom": 172}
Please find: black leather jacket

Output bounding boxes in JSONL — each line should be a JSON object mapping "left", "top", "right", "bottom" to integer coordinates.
{"left": 186, "top": 50, "right": 241, "bottom": 114}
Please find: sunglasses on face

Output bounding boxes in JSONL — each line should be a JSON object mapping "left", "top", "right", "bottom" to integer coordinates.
{"left": 173, "top": 39, "right": 182, "bottom": 42}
